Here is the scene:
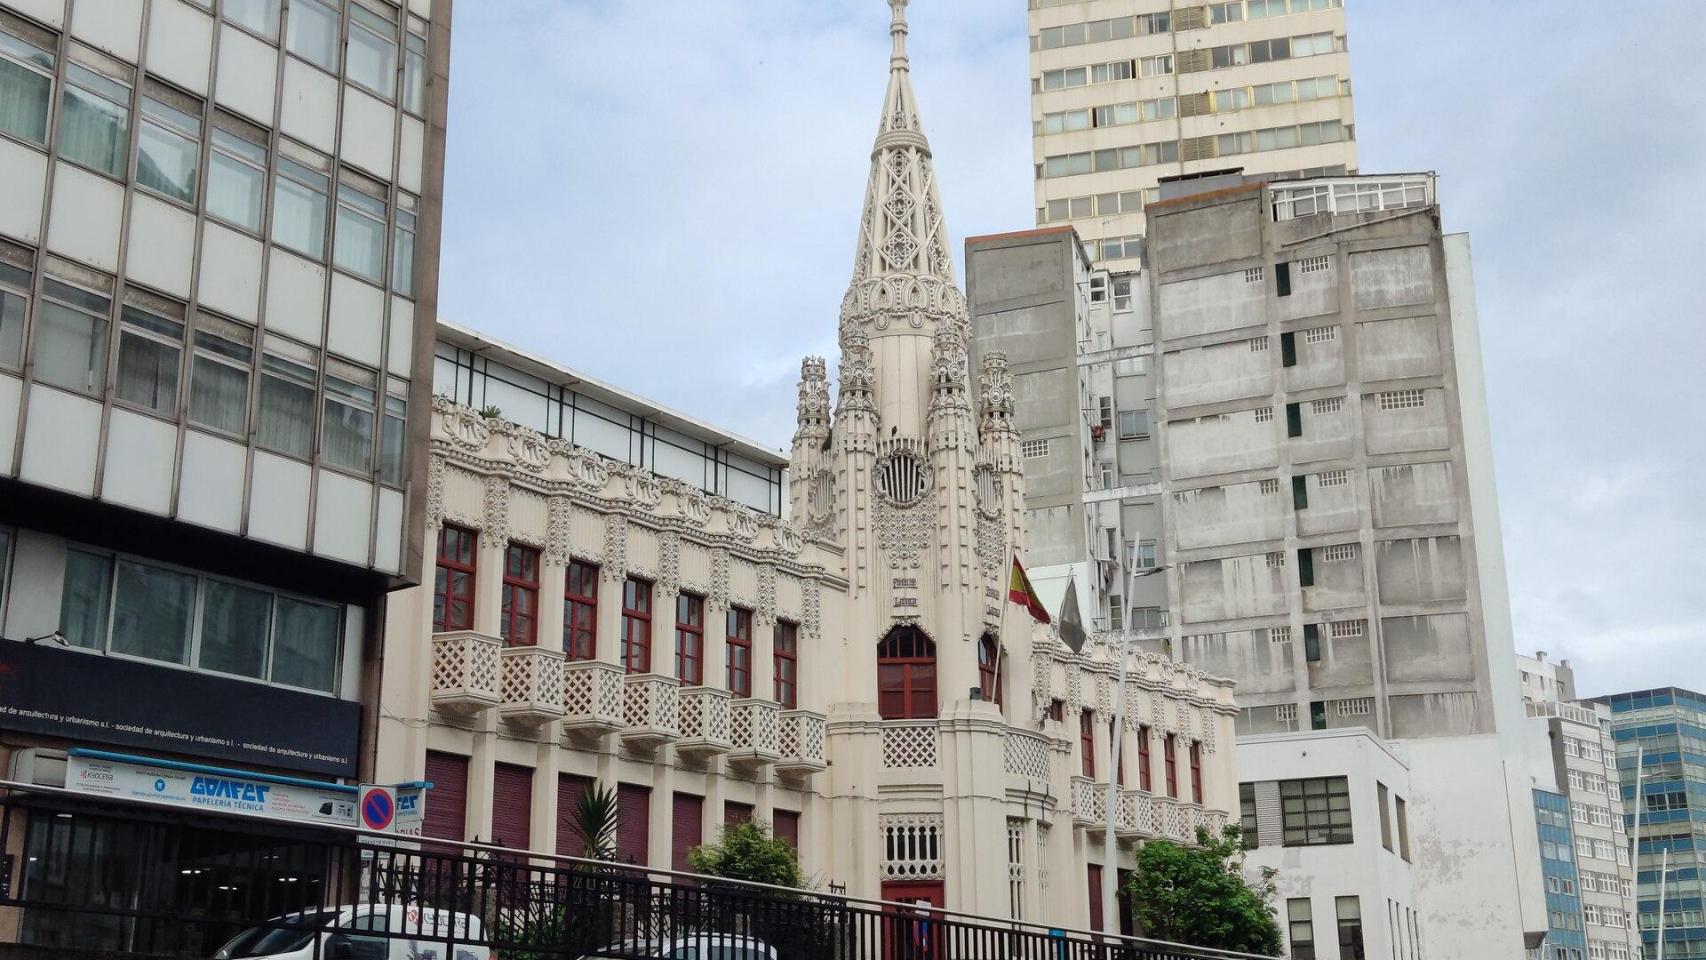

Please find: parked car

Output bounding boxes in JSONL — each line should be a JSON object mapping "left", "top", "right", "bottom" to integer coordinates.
{"left": 576, "top": 934, "right": 776, "bottom": 960}
{"left": 212, "top": 904, "right": 490, "bottom": 960}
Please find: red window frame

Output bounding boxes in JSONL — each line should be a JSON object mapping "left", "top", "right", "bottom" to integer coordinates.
{"left": 563, "top": 560, "right": 598, "bottom": 661}
{"left": 500, "top": 543, "right": 540, "bottom": 646}
{"left": 726, "top": 607, "right": 753, "bottom": 697}
{"left": 977, "top": 635, "right": 1003, "bottom": 706}
{"left": 433, "top": 525, "right": 477, "bottom": 632}
{"left": 876, "top": 627, "right": 937, "bottom": 720}
{"left": 1190, "top": 740, "right": 1204, "bottom": 803}
{"left": 1164, "top": 734, "right": 1179, "bottom": 799}
{"left": 1111, "top": 720, "right": 1128, "bottom": 788}
{"left": 1080, "top": 708, "right": 1096, "bottom": 779}
{"left": 1047, "top": 699, "right": 1065, "bottom": 723}
{"left": 675, "top": 593, "right": 704, "bottom": 685}
{"left": 774, "top": 620, "right": 799, "bottom": 709}
{"left": 621, "top": 577, "right": 653, "bottom": 674}
{"left": 1138, "top": 725, "right": 1153, "bottom": 792}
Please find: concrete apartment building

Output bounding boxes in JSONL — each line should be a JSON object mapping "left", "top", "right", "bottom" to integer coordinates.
{"left": 0, "top": 0, "right": 449, "bottom": 953}
{"left": 1594, "top": 688, "right": 1706, "bottom": 960}
{"left": 380, "top": 3, "right": 1242, "bottom": 934}
{"left": 1519, "top": 652, "right": 1638, "bottom": 960}
{"left": 1029, "top": 0, "right": 1358, "bottom": 267}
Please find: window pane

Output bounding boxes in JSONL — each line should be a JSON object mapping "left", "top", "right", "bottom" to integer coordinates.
{"left": 137, "top": 118, "right": 198, "bottom": 203}
{"left": 207, "top": 139, "right": 266, "bottom": 232}
{"left": 115, "top": 328, "right": 180, "bottom": 412}
{"left": 33, "top": 301, "right": 108, "bottom": 394}
{"left": 322, "top": 396, "right": 374, "bottom": 472}
{"left": 272, "top": 175, "right": 327, "bottom": 258}
{"left": 190, "top": 355, "right": 249, "bottom": 434}
{"left": 224, "top": 0, "right": 279, "bottom": 39}
{"left": 0, "top": 55, "right": 51, "bottom": 144}
{"left": 110, "top": 560, "right": 196, "bottom": 664}
{"left": 199, "top": 579, "right": 272, "bottom": 678}
{"left": 391, "top": 220, "right": 415, "bottom": 295}
{"left": 380, "top": 401, "right": 405, "bottom": 485}
{"left": 60, "top": 549, "right": 111, "bottom": 650}
{"left": 287, "top": 0, "right": 340, "bottom": 70}
{"left": 58, "top": 79, "right": 130, "bottom": 178}
{"left": 334, "top": 204, "right": 386, "bottom": 282}
{"left": 347, "top": 13, "right": 397, "bottom": 97}
{"left": 403, "top": 34, "right": 427, "bottom": 114}
{"left": 0, "top": 286, "right": 24, "bottom": 367}
{"left": 272, "top": 597, "right": 339, "bottom": 692}
{"left": 258, "top": 370, "right": 315, "bottom": 458}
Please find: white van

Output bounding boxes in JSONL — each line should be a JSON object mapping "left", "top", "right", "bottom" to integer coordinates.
{"left": 578, "top": 935, "right": 776, "bottom": 959}
{"left": 212, "top": 904, "right": 490, "bottom": 960}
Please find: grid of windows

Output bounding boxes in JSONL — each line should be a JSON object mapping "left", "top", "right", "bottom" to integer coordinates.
{"left": 1280, "top": 777, "right": 1353, "bottom": 846}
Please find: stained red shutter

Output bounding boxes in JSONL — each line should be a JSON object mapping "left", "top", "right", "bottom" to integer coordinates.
{"left": 1087, "top": 864, "right": 1105, "bottom": 931}
{"left": 672, "top": 793, "right": 705, "bottom": 872}
{"left": 617, "top": 784, "right": 651, "bottom": 866}
{"left": 724, "top": 801, "right": 754, "bottom": 830}
{"left": 773, "top": 809, "right": 800, "bottom": 851}
{"left": 491, "top": 763, "right": 533, "bottom": 851}
{"left": 424, "top": 751, "right": 468, "bottom": 842}
{"left": 556, "top": 774, "right": 593, "bottom": 857}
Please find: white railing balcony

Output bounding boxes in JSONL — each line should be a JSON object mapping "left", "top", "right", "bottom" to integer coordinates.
{"left": 1197, "top": 807, "right": 1229, "bottom": 843}
{"left": 620, "top": 674, "right": 680, "bottom": 748}
{"left": 1270, "top": 174, "right": 1435, "bottom": 222}
{"left": 776, "top": 709, "right": 828, "bottom": 774}
{"left": 677, "top": 687, "right": 733, "bottom": 759}
{"left": 1117, "top": 789, "right": 1156, "bottom": 841}
{"left": 879, "top": 720, "right": 939, "bottom": 770}
{"left": 728, "top": 699, "right": 782, "bottom": 768}
{"left": 498, "top": 646, "right": 566, "bottom": 727}
{"left": 561, "top": 660, "right": 625, "bottom": 737}
{"left": 1156, "top": 797, "right": 1194, "bottom": 843}
{"left": 430, "top": 632, "right": 503, "bottom": 716}
{"left": 1003, "top": 729, "right": 1052, "bottom": 782}
{"left": 1071, "top": 776, "right": 1106, "bottom": 830}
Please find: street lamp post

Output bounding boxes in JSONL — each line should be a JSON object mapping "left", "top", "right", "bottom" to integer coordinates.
{"left": 1100, "top": 544, "right": 1168, "bottom": 935}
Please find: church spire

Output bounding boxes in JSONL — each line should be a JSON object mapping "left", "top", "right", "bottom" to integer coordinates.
{"left": 847, "top": 0, "right": 956, "bottom": 290}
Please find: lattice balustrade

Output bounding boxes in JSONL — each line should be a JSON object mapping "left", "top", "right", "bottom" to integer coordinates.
{"left": 561, "top": 660, "right": 625, "bottom": 736}
{"left": 880, "top": 814, "right": 946, "bottom": 881}
{"left": 880, "top": 720, "right": 939, "bottom": 770}
{"left": 498, "top": 646, "right": 566, "bottom": 726}
{"left": 1197, "top": 808, "right": 1228, "bottom": 842}
{"left": 1162, "top": 799, "right": 1194, "bottom": 842}
{"left": 1071, "top": 776, "right": 1104, "bottom": 826}
{"left": 429, "top": 632, "right": 502, "bottom": 715}
{"left": 1117, "top": 790, "right": 1155, "bottom": 840}
{"left": 677, "top": 687, "right": 733, "bottom": 758}
{"left": 776, "top": 709, "right": 828, "bottom": 773}
{"left": 620, "top": 674, "right": 680, "bottom": 748}
{"left": 728, "top": 699, "right": 782, "bottom": 766}
{"left": 1003, "top": 729, "right": 1052, "bottom": 781}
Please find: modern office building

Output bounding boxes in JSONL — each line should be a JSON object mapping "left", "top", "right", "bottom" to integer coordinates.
{"left": 1594, "top": 687, "right": 1706, "bottom": 960}
{"left": 1521, "top": 652, "right": 1638, "bottom": 960}
{"left": 0, "top": 0, "right": 449, "bottom": 953}
{"left": 1137, "top": 172, "right": 1550, "bottom": 954}
{"left": 1028, "top": 0, "right": 1358, "bottom": 267}
{"left": 379, "top": 2, "right": 1241, "bottom": 933}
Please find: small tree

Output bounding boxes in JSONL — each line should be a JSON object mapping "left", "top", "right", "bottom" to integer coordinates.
{"left": 688, "top": 819, "right": 806, "bottom": 888}
{"left": 1123, "top": 825, "right": 1283, "bottom": 956}
{"left": 571, "top": 782, "right": 620, "bottom": 861}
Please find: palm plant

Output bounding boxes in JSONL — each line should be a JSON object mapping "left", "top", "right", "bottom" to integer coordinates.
{"left": 572, "top": 781, "right": 620, "bottom": 861}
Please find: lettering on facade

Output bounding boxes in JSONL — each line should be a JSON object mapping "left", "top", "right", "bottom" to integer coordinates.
{"left": 893, "top": 578, "right": 917, "bottom": 590}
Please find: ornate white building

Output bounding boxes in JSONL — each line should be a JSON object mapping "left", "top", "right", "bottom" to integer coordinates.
{"left": 375, "top": 0, "right": 1238, "bottom": 932}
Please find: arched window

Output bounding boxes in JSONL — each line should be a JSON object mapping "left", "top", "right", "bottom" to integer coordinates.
{"left": 877, "top": 627, "right": 937, "bottom": 720}
{"left": 977, "top": 634, "right": 1003, "bottom": 707}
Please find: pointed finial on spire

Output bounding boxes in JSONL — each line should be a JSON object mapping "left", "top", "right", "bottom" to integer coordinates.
{"left": 889, "top": 0, "right": 909, "bottom": 70}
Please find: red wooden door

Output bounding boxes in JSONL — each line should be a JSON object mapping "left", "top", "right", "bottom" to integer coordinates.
{"left": 423, "top": 752, "right": 468, "bottom": 842}
{"left": 1087, "top": 864, "right": 1105, "bottom": 932}
{"left": 672, "top": 793, "right": 704, "bottom": 873}
{"left": 491, "top": 763, "right": 533, "bottom": 851}
{"left": 882, "top": 880, "right": 945, "bottom": 960}
{"left": 773, "top": 809, "right": 801, "bottom": 852}
{"left": 556, "top": 774, "right": 593, "bottom": 857}
{"left": 724, "top": 800, "right": 754, "bottom": 831}
{"left": 617, "top": 784, "right": 651, "bottom": 866}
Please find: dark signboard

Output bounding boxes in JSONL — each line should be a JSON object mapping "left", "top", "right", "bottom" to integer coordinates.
{"left": 0, "top": 641, "right": 360, "bottom": 778}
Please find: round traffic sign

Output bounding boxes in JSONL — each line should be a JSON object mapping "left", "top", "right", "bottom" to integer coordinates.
{"left": 360, "top": 787, "right": 396, "bottom": 831}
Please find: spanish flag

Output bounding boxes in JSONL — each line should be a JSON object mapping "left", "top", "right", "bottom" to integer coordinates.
{"left": 1009, "top": 555, "right": 1051, "bottom": 625}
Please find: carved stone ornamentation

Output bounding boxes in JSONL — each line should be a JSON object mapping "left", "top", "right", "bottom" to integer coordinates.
{"left": 425, "top": 454, "right": 446, "bottom": 530}
{"left": 974, "top": 509, "right": 1005, "bottom": 578}
{"left": 709, "top": 550, "right": 730, "bottom": 609}
{"left": 802, "top": 578, "right": 822, "bottom": 638}
{"left": 757, "top": 564, "right": 777, "bottom": 625}
{"left": 794, "top": 357, "right": 831, "bottom": 446}
{"left": 978, "top": 351, "right": 1017, "bottom": 435}
{"left": 658, "top": 531, "right": 681, "bottom": 594}
{"left": 543, "top": 496, "right": 572, "bottom": 565}
{"left": 483, "top": 475, "right": 510, "bottom": 544}
{"left": 874, "top": 500, "right": 929, "bottom": 570}
{"left": 507, "top": 431, "right": 551, "bottom": 472}
{"left": 437, "top": 396, "right": 491, "bottom": 452}
{"left": 603, "top": 515, "right": 629, "bottom": 582}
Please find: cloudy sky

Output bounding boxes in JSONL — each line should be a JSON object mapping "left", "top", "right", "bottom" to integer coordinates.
{"left": 436, "top": 2, "right": 1704, "bottom": 698}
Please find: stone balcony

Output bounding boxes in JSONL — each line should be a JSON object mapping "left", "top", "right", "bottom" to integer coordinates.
{"left": 677, "top": 687, "right": 733, "bottom": 759}
{"left": 561, "top": 660, "right": 625, "bottom": 737}
{"left": 498, "top": 646, "right": 566, "bottom": 727}
{"left": 1071, "top": 775, "right": 1107, "bottom": 831}
{"left": 1116, "top": 789, "right": 1157, "bottom": 841}
{"left": 775, "top": 709, "right": 827, "bottom": 774}
{"left": 728, "top": 699, "right": 782, "bottom": 769}
{"left": 1156, "top": 797, "right": 1193, "bottom": 843}
{"left": 1196, "top": 807, "right": 1228, "bottom": 842}
{"left": 1002, "top": 729, "right": 1052, "bottom": 782}
{"left": 430, "top": 632, "right": 502, "bottom": 715}
{"left": 878, "top": 720, "right": 939, "bottom": 771}
{"left": 620, "top": 673, "right": 680, "bottom": 748}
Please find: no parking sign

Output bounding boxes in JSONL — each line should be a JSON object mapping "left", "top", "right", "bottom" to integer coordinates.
{"left": 358, "top": 784, "right": 397, "bottom": 833}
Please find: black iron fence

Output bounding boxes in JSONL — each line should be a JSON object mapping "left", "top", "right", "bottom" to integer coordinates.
{"left": 0, "top": 788, "right": 1271, "bottom": 960}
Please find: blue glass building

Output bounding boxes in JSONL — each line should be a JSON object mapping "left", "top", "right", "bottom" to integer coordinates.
{"left": 1596, "top": 687, "right": 1706, "bottom": 959}
{"left": 1536, "top": 788, "right": 1588, "bottom": 959}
